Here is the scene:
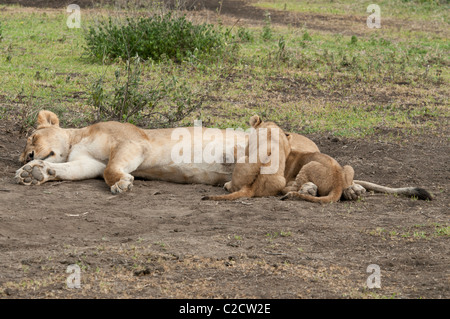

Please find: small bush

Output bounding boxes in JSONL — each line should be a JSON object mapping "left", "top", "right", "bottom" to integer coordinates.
{"left": 237, "top": 27, "right": 254, "bottom": 43}
{"left": 84, "top": 13, "right": 232, "bottom": 63}
{"left": 302, "top": 31, "right": 312, "bottom": 41}
{"left": 261, "top": 11, "right": 273, "bottom": 41}
{"left": 88, "top": 57, "right": 203, "bottom": 127}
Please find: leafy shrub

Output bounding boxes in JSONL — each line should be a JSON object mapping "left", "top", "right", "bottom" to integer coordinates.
{"left": 89, "top": 57, "right": 203, "bottom": 127}
{"left": 302, "top": 31, "right": 312, "bottom": 41}
{"left": 261, "top": 11, "right": 273, "bottom": 41}
{"left": 237, "top": 27, "right": 254, "bottom": 43}
{"left": 84, "top": 13, "right": 232, "bottom": 63}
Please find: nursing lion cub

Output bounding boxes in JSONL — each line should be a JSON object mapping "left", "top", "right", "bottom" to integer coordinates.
{"left": 202, "top": 115, "right": 290, "bottom": 200}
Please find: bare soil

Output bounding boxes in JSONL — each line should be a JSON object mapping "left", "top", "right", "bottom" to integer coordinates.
{"left": 0, "top": 0, "right": 449, "bottom": 299}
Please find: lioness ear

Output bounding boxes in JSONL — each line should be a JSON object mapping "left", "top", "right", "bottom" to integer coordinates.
{"left": 249, "top": 115, "right": 262, "bottom": 128}
{"left": 37, "top": 110, "right": 60, "bottom": 129}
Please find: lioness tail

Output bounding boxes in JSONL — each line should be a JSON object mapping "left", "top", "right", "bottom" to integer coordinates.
{"left": 353, "top": 180, "right": 432, "bottom": 200}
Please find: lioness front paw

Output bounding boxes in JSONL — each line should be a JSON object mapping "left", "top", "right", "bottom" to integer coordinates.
{"left": 15, "top": 160, "right": 55, "bottom": 186}
{"left": 299, "top": 182, "right": 318, "bottom": 197}
{"left": 110, "top": 175, "right": 134, "bottom": 195}
{"left": 342, "top": 183, "right": 366, "bottom": 201}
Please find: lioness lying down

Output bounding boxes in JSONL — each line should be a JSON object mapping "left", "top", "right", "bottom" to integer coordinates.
{"left": 15, "top": 110, "right": 431, "bottom": 202}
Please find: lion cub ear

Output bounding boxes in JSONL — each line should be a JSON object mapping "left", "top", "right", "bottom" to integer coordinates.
{"left": 37, "top": 110, "right": 60, "bottom": 129}
{"left": 285, "top": 133, "right": 292, "bottom": 142}
{"left": 249, "top": 115, "right": 262, "bottom": 128}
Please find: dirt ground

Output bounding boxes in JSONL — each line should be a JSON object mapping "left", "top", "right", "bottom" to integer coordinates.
{"left": 0, "top": 0, "right": 449, "bottom": 299}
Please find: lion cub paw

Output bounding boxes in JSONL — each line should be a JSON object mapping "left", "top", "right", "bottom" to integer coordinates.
{"left": 111, "top": 175, "right": 134, "bottom": 195}
{"left": 299, "top": 182, "right": 318, "bottom": 197}
{"left": 223, "top": 181, "right": 232, "bottom": 192}
{"left": 280, "top": 191, "right": 296, "bottom": 201}
{"left": 342, "top": 183, "right": 366, "bottom": 201}
{"left": 15, "top": 160, "right": 55, "bottom": 186}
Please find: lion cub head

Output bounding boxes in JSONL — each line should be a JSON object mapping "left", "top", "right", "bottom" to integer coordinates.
{"left": 206, "top": 115, "right": 291, "bottom": 200}
{"left": 247, "top": 115, "right": 291, "bottom": 175}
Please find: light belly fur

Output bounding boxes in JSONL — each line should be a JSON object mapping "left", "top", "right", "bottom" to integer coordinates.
{"left": 132, "top": 127, "right": 246, "bottom": 185}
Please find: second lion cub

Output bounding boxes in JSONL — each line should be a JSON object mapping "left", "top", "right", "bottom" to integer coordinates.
{"left": 281, "top": 151, "right": 355, "bottom": 203}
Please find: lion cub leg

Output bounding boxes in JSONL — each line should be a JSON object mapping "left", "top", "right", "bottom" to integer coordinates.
{"left": 294, "top": 161, "right": 322, "bottom": 196}
{"left": 281, "top": 181, "right": 299, "bottom": 195}
{"left": 341, "top": 165, "right": 366, "bottom": 201}
{"left": 224, "top": 157, "right": 260, "bottom": 193}
{"left": 281, "top": 162, "right": 321, "bottom": 197}
{"left": 104, "top": 144, "right": 144, "bottom": 194}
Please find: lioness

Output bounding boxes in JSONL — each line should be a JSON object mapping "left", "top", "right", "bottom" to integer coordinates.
{"left": 202, "top": 115, "right": 290, "bottom": 200}
{"left": 16, "top": 110, "right": 246, "bottom": 193}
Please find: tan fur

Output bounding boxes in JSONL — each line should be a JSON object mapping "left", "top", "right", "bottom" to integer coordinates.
{"left": 280, "top": 151, "right": 355, "bottom": 203}
{"left": 202, "top": 115, "right": 290, "bottom": 201}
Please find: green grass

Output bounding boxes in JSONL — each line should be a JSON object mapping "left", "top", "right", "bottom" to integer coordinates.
{"left": 0, "top": 5, "right": 448, "bottom": 139}
{"left": 253, "top": 0, "right": 450, "bottom": 21}
{"left": 365, "top": 223, "right": 449, "bottom": 240}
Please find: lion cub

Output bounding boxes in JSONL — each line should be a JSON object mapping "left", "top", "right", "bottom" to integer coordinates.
{"left": 203, "top": 115, "right": 290, "bottom": 201}
{"left": 281, "top": 151, "right": 355, "bottom": 203}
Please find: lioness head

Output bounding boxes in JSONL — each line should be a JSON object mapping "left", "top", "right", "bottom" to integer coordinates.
{"left": 20, "top": 110, "right": 70, "bottom": 164}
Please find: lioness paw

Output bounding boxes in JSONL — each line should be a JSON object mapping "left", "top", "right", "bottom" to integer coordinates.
{"left": 15, "top": 160, "right": 55, "bottom": 186}
{"left": 342, "top": 183, "right": 366, "bottom": 201}
{"left": 110, "top": 175, "right": 134, "bottom": 195}
{"left": 299, "top": 182, "right": 318, "bottom": 197}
